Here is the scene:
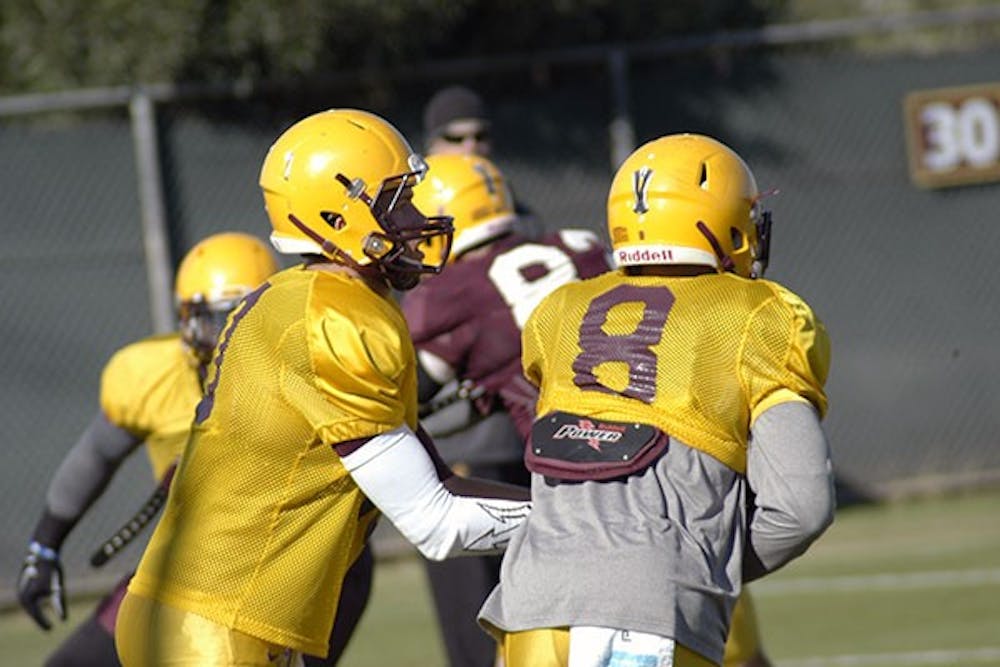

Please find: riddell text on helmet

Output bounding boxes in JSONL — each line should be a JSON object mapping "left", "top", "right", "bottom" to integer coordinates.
{"left": 615, "top": 247, "right": 674, "bottom": 264}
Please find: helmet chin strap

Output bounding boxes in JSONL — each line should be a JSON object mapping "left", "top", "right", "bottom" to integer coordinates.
{"left": 288, "top": 213, "right": 421, "bottom": 291}
{"left": 695, "top": 222, "right": 736, "bottom": 273}
{"left": 288, "top": 213, "right": 341, "bottom": 258}
{"left": 750, "top": 210, "right": 772, "bottom": 279}
{"left": 287, "top": 213, "right": 379, "bottom": 274}
{"left": 363, "top": 234, "right": 428, "bottom": 291}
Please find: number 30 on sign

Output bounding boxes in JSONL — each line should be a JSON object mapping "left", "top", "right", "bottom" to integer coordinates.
{"left": 904, "top": 82, "right": 1000, "bottom": 189}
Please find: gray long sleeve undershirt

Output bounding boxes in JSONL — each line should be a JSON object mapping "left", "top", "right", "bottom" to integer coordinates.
{"left": 478, "top": 398, "right": 835, "bottom": 662}
{"left": 44, "top": 411, "right": 144, "bottom": 522}
{"left": 744, "top": 400, "right": 835, "bottom": 582}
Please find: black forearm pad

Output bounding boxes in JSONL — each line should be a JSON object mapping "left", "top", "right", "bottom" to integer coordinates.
{"left": 742, "top": 545, "right": 767, "bottom": 583}
{"left": 443, "top": 475, "right": 532, "bottom": 502}
{"left": 416, "top": 363, "right": 444, "bottom": 405}
{"left": 31, "top": 510, "right": 76, "bottom": 550}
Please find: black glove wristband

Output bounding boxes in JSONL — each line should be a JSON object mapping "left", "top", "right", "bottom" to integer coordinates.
{"left": 31, "top": 510, "right": 76, "bottom": 551}
{"left": 28, "top": 541, "right": 60, "bottom": 561}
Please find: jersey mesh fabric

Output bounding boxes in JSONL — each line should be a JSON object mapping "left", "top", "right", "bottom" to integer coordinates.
{"left": 523, "top": 271, "right": 829, "bottom": 473}
{"left": 128, "top": 267, "right": 416, "bottom": 656}
{"left": 99, "top": 333, "right": 202, "bottom": 479}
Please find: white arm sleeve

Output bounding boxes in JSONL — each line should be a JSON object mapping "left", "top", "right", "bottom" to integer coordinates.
{"left": 745, "top": 401, "right": 836, "bottom": 581}
{"left": 341, "top": 425, "right": 531, "bottom": 561}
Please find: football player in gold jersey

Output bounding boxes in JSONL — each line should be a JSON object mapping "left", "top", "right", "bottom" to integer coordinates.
{"left": 478, "top": 133, "right": 835, "bottom": 666}
{"left": 16, "top": 232, "right": 277, "bottom": 665}
{"left": 115, "top": 109, "right": 533, "bottom": 666}
{"left": 411, "top": 153, "right": 772, "bottom": 667}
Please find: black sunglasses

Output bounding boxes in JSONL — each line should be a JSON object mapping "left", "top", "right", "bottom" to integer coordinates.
{"left": 440, "top": 129, "right": 491, "bottom": 144}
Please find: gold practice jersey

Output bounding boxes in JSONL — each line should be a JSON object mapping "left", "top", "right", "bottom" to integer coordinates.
{"left": 523, "top": 270, "right": 829, "bottom": 473}
{"left": 99, "top": 333, "right": 202, "bottom": 480}
{"left": 128, "top": 266, "right": 418, "bottom": 656}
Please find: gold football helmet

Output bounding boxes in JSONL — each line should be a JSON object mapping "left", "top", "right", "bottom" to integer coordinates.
{"left": 607, "top": 133, "right": 771, "bottom": 278}
{"left": 259, "top": 108, "right": 453, "bottom": 289}
{"left": 174, "top": 232, "right": 278, "bottom": 364}
{"left": 412, "top": 154, "right": 516, "bottom": 262}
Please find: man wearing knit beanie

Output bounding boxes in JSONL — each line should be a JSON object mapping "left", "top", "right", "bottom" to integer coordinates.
{"left": 423, "top": 85, "right": 493, "bottom": 157}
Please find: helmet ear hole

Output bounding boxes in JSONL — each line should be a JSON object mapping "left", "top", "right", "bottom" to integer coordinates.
{"left": 320, "top": 211, "right": 345, "bottom": 230}
{"left": 730, "top": 227, "right": 745, "bottom": 251}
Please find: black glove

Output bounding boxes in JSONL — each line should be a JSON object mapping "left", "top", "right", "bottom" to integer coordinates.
{"left": 17, "top": 541, "right": 66, "bottom": 631}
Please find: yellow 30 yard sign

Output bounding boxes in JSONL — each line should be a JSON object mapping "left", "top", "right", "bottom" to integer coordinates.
{"left": 904, "top": 82, "right": 1000, "bottom": 189}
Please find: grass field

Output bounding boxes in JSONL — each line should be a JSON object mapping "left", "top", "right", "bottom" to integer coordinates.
{"left": 4, "top": 488, "right": 1000, "bottom": 666}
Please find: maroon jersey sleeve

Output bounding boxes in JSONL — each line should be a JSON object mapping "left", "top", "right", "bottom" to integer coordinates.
{"left": 402, "top": 242, "right": 521, "bottom": 377}
{"left": 541, "top": 228, "right": 612, "bottom": 281}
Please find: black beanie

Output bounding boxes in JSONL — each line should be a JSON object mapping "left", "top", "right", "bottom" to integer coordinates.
{"left": 423, "top": 86, "right": 489, "bottom": 138}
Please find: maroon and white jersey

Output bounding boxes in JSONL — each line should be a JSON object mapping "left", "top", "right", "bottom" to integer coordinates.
{"left": 403, "top": 229, "right": 610, "bottom": 438}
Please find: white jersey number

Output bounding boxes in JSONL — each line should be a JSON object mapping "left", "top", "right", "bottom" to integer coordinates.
{"left": 488, "top": 231, "right": 600, "bottom": 329}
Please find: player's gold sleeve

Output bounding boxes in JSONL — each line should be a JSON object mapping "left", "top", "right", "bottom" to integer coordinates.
{"left": 99, "top": 333, "right": 202, "bottom": 479}
{"left": 309, "top": 280, "right": 419, "bottom": 442}
{"left": 742, "top": 282, "right": 830, "bottom": 423}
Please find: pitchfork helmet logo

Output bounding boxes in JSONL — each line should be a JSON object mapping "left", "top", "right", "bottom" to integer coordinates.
{"left": 632, "top": 166, "right": 653, "bottom": 214}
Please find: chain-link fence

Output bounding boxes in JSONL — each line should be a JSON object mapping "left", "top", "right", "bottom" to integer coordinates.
{"left": 3, "top": 10, "right": 1000, "bottom": 602}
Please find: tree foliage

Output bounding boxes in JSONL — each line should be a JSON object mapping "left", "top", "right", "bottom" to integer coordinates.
{"left": 0, "top": 0, "right": 784, "bottom": 94}
{"left": 2, "top": 0, "right": 992, "bottom": 95}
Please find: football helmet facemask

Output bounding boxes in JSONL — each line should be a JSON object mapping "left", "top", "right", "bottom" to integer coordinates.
{"left": 607, "top": 133, "right": 772, "bottom": 279}
{"left": 412, "top": 154, "right": 516, "bottom": 264}
{"left": 174, "top": 232, "right": 279, "bottom": 364}
{"left": 259, "top": 109, "right": 453, "bottom": 290}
